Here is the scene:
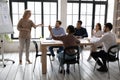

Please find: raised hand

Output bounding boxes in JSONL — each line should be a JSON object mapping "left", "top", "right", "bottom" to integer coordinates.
{"left": 48, "top": 25, "right": 52, "bottom": 31}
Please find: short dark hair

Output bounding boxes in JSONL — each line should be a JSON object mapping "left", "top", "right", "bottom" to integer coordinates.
{"left": 104, "top": 23, "right": 113, "bottom": 31}
{"left": 56, "top": 20, "right": 62, "bottom": 25}
{"left": 77, "top": 20, "right": 82, "bottom": 25}
{"left": 67, "top": 25, "right": 75, "bottom": 33}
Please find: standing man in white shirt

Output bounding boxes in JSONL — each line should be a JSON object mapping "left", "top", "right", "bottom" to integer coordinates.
{"left": 91, "top": 23, "right": 117, "bottom": 72}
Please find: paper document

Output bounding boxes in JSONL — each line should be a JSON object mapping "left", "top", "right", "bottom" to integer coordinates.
{"left": 90, "top": 36, "right": 101, "bottom": 43}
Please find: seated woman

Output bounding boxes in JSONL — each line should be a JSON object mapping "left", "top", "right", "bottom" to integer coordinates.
{"left": 92, "top": 23, "right": 103, "bottom": 37}
{"left": 87, "top": 23, "right": 103, "bottom": 61}
{"left": 48, "top": 25, "right": 80, "bottom": 74}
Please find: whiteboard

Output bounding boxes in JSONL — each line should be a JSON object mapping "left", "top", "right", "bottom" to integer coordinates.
{"left": 0, "top": 1, "right": 14, "bottom": 34}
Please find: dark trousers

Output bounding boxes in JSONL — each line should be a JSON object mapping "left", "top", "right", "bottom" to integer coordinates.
{"left": 91, "top": 50, "right": 107, "bottom": 67}
{"left": 49, "top": 46, "right": 64, "bottom": 57}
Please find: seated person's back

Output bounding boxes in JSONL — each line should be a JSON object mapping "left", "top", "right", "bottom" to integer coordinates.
{"left": 48, "top": 25, "right": 80, "bottom": 74}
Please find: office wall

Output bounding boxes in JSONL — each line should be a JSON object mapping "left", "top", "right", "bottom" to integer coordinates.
{"left": 4, "top": 41, "right": 39, "bottom": 53}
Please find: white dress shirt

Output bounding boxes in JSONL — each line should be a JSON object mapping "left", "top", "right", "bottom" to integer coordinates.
{"left": 94, "top": 31, "right": 117, "bottom": 53}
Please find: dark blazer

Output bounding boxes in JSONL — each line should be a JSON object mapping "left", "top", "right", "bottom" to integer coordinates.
{"left": 74, "top": 27, "right": 88, "bottom": 38}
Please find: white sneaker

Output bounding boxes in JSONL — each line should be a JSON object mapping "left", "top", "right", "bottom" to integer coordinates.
{"left": 51, "top": 56, "right": 55, "bottom": 61}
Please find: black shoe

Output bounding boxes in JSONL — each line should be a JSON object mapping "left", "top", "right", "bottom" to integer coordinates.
{"left": 97, "top": 66, "right": 108, "bottom": 72}
{"left": 97, "top": 60, "right": 103, "bottom": 66}
{"left": 59, "top": 69, "right": 65, "bottom": 74}
{"left": 66, "top": 69, "right": 70, "bottom": 74}
{"left": 57, "top": 50, "right": 61, "bottom": 54}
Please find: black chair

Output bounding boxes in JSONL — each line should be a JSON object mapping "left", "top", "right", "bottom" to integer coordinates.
{"left": 59, "top": 46, "right": 81, "bottom": 80}
{"left": 94, "top": 44, "right": 120, "bottom": 79}
{"left": 32, "top": 41, "right": 53, "bottom": 72}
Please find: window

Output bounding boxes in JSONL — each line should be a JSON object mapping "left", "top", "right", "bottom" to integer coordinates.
{"left": 11, "top": 2, "right": 24, "bottom": 39}
{"left": 67, "top": 0, "right": 108, "bottom": 37}
{"left": 10, "top": 0, "right": 109, "bottom": 39}
{"left": 43, "top": 2, "right": 57, "bottom": 38}
{"left": 80, "top": 3, "right": 93, "bottom": 37}
{"left": 94, "top": 4, "right": 105, "bottom": 26}
{"left": 67, "top": 3, "right": 79, "bottom": 26}
{"left": 9, "top": 0, "right": 58, "bottom": 39}
{"left": 27, "top": 2, "right": 42, "bottom": 39}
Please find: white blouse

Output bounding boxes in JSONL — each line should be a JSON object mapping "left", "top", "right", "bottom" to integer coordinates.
{"left": 93, "top": 30, "right": 103, "bottom": 37}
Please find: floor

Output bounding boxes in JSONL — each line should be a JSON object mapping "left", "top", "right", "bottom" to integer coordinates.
{"left": 0, "top": 50, "right": 120, "bottom": 80}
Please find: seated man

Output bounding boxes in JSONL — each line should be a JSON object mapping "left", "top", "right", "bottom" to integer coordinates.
{"left": 74, "top": 20, "right": 88, "bottom": 38}
{"left": 48, "top": 20, "right": 66, "bottom": 61}
{"left": 74, "top": 20, "right": 88, "bottom": 58}
{"left": 91, "top": 23, "right": 117, "bottom": 72}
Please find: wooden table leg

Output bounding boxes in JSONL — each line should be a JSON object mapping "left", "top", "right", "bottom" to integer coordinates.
{"left": 41, "top": 46, "right": 47, "bottom": 74}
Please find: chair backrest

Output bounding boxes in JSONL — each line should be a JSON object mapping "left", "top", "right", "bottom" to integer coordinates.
{"left": 107, "top": 44, "right": 119, "bottom": 61}
{"left": 63, "top": 46, "right": 80, "bottom": 64}
{"left": 32, "top": 41, "right": 38, "bottom": 54}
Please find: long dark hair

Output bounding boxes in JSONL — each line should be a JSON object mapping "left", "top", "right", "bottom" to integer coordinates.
{"left": 97, "top": 23, "right": 102, "bottom": 30}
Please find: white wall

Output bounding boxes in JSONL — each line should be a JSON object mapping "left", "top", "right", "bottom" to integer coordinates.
{"left": 4, "top": 40, "right": 40, "bottom": 53}
{"left": 0, "top": 0, "right": 7, "bottom": 2}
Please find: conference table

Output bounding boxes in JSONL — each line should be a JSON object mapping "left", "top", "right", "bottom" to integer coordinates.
{"left": 40, "top": 38, "right": 120, "bottom": 74}
{"left": 40, "top": 38, "right": 92, "bottom": 74}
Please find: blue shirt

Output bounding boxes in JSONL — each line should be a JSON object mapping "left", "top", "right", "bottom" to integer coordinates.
{"left": 52, "top": 27, "right": 65, "bottom": 36}
{"left": 47, "top": 27, "right": 65, "bottom": 39}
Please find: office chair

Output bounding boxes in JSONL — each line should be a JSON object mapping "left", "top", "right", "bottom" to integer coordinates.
{"left": 94, "top": 44, "right": 120, "bottom": 79}
{"left": 32, "top": 41, "right": 53, "bottom": 72}
{"left": 59, "top": 46, "right": 81, "bottom": 80}
{"left": 0, "top": 40, "right": 15, "bottom": 67}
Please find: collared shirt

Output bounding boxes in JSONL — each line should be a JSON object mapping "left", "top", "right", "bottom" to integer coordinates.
{"left": 46, "top": 27, "right": 66, "bottom": 40}
{"left": 49, "top": 27, "right": 65, "bottom": 39}
{"left": 94, "top": 31, "right": 117, "bottom": 53}
{"left": 52, "top": 27, "right": 65, "bottom": 36}
{"left": 74, "top": 27, "right": 88, "bottom": 38}
{"left": 17, "top": 18, "right": 35, "bottom": 39}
